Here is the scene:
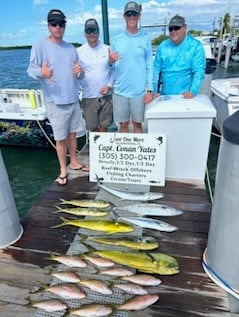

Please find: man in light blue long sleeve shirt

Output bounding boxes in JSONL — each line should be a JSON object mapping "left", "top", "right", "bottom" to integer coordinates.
{"left": 153, "top": 14, "right": 206, "bottom": 99}
{"left": 109, "top": 2, "right": 153, "bottom": 133}
{"left": 27, "top": 9, "right": 89, "bottom": 186}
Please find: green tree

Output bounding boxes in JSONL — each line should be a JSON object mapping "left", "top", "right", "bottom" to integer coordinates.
{"left": 152, "top": 34, "right": 168, "bottom": 46}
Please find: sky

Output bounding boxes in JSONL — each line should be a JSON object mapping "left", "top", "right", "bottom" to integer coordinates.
{"left": 0, "top": 0, "right": 238, "bottom": 47}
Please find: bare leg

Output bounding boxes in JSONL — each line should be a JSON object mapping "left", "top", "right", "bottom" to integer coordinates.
{"left": 132, "top": 121, "right": 143, "bottom": 133}
{"left": 119, "top": 121, "right": 129, "bottom": 133}
{"left": 55, "top": 139, "right": 68, "bottom": 184}
{"left": 68, "top": 133, "right": 89, "bottom": 171}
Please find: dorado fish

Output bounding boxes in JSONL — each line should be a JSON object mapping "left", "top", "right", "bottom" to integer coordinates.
{"left": 67, "top": 304, "right": 112, "bottom": 317}
{"left": 60, "top": 198, "right": 110, "bottom": 209}
{"left": 99, "top": 184, "right": 163, "bottom": 201}
{"left": 52, "top": 217, "right": 134, "bottom": 234}
{"left": 54, "top": 206, "right": 108, "bottom": 217}
{"left": 30, "top": 299, "right": 67, "bottom": 312}
{"left": 92, "top": 250, "right": 180, "bottom": 275}
{"left": 114, "top": 203, "right": 183, "bottom": 216}
{"left": 85, "top": 236, "right": 159, "bottom": 250}
{"left": 118, "top": 216, "right": 177, "bottom": 232}
{"left": 117, "top": 294, "right": 159, "bottom": 311}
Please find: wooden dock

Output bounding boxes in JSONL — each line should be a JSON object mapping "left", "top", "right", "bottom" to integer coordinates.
{"left": 0, "top": 147, "right": 235, "bottom": 317}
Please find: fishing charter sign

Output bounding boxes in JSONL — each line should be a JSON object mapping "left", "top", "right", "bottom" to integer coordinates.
{"left": 89, "top": 132, "right": 166, "bottom": 186}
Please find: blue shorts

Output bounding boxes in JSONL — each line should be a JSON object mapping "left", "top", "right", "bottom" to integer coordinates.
{"left": 112, "top": 93, "right": 145, "bottom": 123}
{"left": 45, "top": 101, "right": 86, "bottom": 141}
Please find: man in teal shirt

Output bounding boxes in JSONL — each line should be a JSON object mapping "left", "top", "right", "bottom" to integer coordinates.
{"left": 153, "top": 14, "right": 206, "bottom": 99}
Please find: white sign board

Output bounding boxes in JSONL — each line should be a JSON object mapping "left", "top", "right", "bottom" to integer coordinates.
{"left": 89, "top": 132, "right": 166, "bottom": 186}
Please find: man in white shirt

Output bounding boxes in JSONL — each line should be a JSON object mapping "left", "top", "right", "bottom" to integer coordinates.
{"left": 77, "top": 19, "right": 113, "bottom": 132}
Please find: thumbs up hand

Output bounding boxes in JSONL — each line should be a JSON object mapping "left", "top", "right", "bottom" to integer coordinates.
{"left": 41, "top": 61, "right": 53, "bottom": 79}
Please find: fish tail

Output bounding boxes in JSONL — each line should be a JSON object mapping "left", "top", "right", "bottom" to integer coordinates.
{"left": 53, "top": 205, "right": 62, "bottom": 213}
{"left": 59, "top": 198, "right": 67, "bottom": 204}
{"left": 44, "top": 251, "right": 59, "bottom": 261}
{"left": 76, "top": 233, "right": 88, "bottom": 245}
{"left": 51, "top": 217, "right": 69, "bottom": 228}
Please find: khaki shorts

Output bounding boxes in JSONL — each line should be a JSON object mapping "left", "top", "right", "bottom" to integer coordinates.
{"left": 82, "top": 95, "right": 113, "bottom": 131}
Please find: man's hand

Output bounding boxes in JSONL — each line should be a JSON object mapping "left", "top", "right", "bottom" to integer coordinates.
{"left": 41, "top": 61, "right": 53, "bottom": 79}
{"left": 183, "top": 91, "right": 194, "bottom": 99}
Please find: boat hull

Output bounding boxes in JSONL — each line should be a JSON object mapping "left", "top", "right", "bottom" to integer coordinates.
{"left": 210, "top": 78, "right": 239, "bottom": 132}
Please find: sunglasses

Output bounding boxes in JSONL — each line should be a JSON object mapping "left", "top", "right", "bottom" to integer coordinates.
{"left": 85, "top": 28, "right": 99, "bottom": 34}
{"left": 49, "top": 21, "right": 65, "bottom": 28}
{"left": 125, "top": 11, "right": 139, "bottom": 17}
{"left": 169, "top": 26, "right": 182, "bottom": 32}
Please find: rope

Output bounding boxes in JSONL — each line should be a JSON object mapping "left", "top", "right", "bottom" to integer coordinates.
{"left": 202, "top": 248, "right": 239, "bottom": 300}
{"left": 36, "top": 120, "right": 88, "bottom": 155}
{"left": 36, "top": 120, "right": 56, "bottom": 150}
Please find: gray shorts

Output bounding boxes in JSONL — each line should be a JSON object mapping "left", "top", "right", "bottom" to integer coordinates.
{"left": 82, "top": 96, "right": 113, "bottom": 131}
{"left": 112, "top": 93, "right": 145, "bottom": 123}
{"left": 45, "top": 101, "right": 85, "bottom": 141}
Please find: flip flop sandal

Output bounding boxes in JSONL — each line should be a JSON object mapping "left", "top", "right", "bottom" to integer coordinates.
{"left": 55, "top": 175, "right": 68, "bottom": 186}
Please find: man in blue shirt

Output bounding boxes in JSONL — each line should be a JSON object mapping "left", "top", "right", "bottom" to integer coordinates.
{"left": 28, "top": 9, "right": 89, "bottom": 185}
{"left": 109, "top": 1, "right": 153, "bottom": 133}
{"left": 153, "top": 14, "right": 206, "bottom": 99}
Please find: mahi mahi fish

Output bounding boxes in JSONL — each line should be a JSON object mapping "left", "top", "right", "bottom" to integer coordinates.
{"left": 118, "top": 216, "right": 177, "bottom": 232}
{"left": 59, "top": 198, "right": 110, "bottom": 209}
{"left": 114, "top": 203, "right": 183, "bottom": 216}
{"left": 85, "top": 236, "right": 159, "bottom": 250}
{"left": 54, "top": 206, "right": 108, "bottom": 217}
{"left": 52, "top": 217, "right": 134, "bottom": 234}
{"left": 99, "top": 184, "right": 164, "bottom": 201}
{"left": 92, "top": 250, "right": 180, "bottom": 275}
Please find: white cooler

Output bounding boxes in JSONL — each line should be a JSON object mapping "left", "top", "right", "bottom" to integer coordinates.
{"left": 145, "top": 94, "right": 216, "bottom": 182}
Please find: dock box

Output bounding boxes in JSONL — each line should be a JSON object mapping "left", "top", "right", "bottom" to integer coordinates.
{"left": 145, "top": 94, "right": 216, "bottom": 182}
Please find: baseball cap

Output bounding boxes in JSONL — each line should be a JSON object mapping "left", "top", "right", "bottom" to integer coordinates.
{"left": 84, "top": 18, "right": 99, "bottom": 32}
{"left": 169, "top": 14, "right": 185, "bottom": 27}
{"left": 124, "top": 2, "right": 141, "bottom": 15}
{"left": 47, "top": 9, "right": 66, "bottom": 23}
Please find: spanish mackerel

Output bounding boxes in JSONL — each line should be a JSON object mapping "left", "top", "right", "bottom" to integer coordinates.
{"left": 118, "top": 216, "right": 177, "bottom": 232}
{"left": 99, "top": 184, "right": 163, "bottom": 201}
{"left": 114, "top": 203, "right": 183, "bottom": 216}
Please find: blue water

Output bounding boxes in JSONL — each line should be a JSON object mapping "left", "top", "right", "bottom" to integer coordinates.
{"left": 0, "top": 49, "right": 40, "bottom": 89}
{"left": 0, "top": 49, "right": 58, "bottom": 218}
{"left": 0, "top": 48, "right": 239, "bottom": 218}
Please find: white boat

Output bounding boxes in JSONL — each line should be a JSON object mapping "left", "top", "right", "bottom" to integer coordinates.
{"left": 0, "top": 88, "right": 51, "bottom": 147}
{"left": 231, "top": 52, "right": 239, "bottom": 62}
{"left": 0, "top": 88, "right": 47, "bottom": 121}
{"left": 210, "top": 77, "right": 239, "bottom": 132}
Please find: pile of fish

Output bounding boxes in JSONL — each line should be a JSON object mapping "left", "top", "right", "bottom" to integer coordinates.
{"left": 30, "top": 186, "right": 184, "bottom": 315}
{"left": 31, "top": 251, "right": 162, "bottom": 315}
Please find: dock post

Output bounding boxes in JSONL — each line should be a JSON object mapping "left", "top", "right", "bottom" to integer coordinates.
{"left": 224, "top": 40, "right": 233, "bottom": 69}
{"left": 217, "top": 40, "right": 223, "bottom": 64}
{"left": 0, "top": 150, "right": 23, "bottom": 248}
{"left": 205, "top": 110, "right": 239, "bottom": 312}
